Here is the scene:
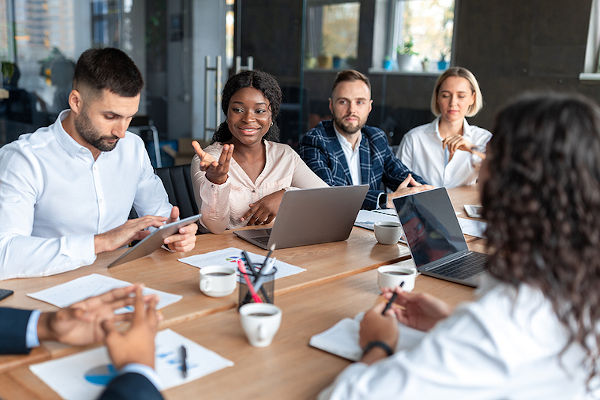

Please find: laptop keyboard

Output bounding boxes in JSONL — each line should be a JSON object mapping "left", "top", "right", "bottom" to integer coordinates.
{"left": 253, "top": 236, "right": 271, "bottom": 246}
{"left": 430, "top": 252, "right": 487, "bottom": 280}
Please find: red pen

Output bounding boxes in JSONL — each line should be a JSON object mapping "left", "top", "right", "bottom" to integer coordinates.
{"left": 237, "top": 260, "right": 262, "bottom": 303}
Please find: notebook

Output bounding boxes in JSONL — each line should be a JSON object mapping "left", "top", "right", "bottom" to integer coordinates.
{"left": 393, "top": 188, "right": 486, "bottom": 287}
{"left": 234, "top": 185, "right": 368, "bottom": 250}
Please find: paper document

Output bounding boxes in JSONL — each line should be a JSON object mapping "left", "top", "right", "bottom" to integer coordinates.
{"left": 310, "top": 313, "right": 425, "bottom": 361}
{"left": 354, "top": 209, "right": 399, "bottom": 231}
{"left": 179, "top": 247, "right": 305, "bottom": 280}
{"left": 28, "top": 273, "right": 181, "bottom": 312}
{"left": 458, "top": 217, "right": 487, "bottom": 238}
{"left": 30, "top": 329, "right": 233, "bottom": 399}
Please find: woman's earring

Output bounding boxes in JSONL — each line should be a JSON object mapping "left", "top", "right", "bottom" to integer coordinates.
{"left": 270, "top": 121, "right": 274, "bottom": 127}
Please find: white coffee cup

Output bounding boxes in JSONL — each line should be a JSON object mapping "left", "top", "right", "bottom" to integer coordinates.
{"left": 377, "top": 264, "right": 417, "bottom": 292}
{"left": 374, "top": 221, "right": 403, "bottom": 245}
{"left": 239, "top": 303, "right": 282, "bottom": 347}
{"left": 199, "top": 265, "right": 237, "bottom": 297}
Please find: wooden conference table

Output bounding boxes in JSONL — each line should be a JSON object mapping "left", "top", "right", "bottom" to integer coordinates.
{"left": 0, "top": 186, "right": 483, "bottom": 399}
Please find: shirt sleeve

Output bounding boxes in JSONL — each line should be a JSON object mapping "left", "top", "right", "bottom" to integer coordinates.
{"left": 290, "top": 150, "right": 329, "bottom": 189}
{"left": 191, "top": 154, "right": 231, "bottom": 234}
{"left": 0, "top": 146, "right": 97, "bottom": 279}
{"left": 131, "top": 139, "right": 172, "bottom": 219}
{"left": 120, "top": 363, "right": 162, "bottom": 390}
{"left": 397, "top": 134, "right": 414, "bottom": 171}
{"left": 299, "top": 133, "right": 338, "bottom": 186}
{"left": 321, "top": 306, "right": 510, "bottom": 399}
{"left": 25, "top": 310, "right": 41, "bottom": 349}
{"left": 381, "top": 139, "right": 428, "bottom": 193}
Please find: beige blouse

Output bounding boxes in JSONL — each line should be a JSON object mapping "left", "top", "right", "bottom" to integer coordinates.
{"left": 191, "top": 141, "right": 328, "bottom": 233}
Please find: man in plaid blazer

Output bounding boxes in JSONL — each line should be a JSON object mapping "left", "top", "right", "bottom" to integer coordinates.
{"left": 300, "top": 70, "right": 433, "bottom": 210}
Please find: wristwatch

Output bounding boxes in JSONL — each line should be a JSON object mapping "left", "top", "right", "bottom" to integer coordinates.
{"left": 362, "top": 340, "right": 394, "bottom": 357}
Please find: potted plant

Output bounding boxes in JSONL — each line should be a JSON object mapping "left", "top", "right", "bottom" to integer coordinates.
{"left": 396, "top": 37, "right": 418, "bottom": 71}
{"left": 437, "top": 50, "right": 449, "bottom": 71}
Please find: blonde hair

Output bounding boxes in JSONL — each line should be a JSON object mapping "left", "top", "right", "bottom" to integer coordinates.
{"left": 430, "top": 67, "right": 483, "bottom": 117}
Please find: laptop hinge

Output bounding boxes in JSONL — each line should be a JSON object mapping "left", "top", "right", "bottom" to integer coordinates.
{"left": 417, "top": 249, "right": 471, "bottom": 272}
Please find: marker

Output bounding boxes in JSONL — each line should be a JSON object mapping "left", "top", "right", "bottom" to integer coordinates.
{"left": 381, "top": 281, "right": 404, "bottom": 315}
{"left": 180, "top": 345, "right": 188, "bottom": 378}
{"left": 237, "top": 260, "right": 262, "bottom": 303}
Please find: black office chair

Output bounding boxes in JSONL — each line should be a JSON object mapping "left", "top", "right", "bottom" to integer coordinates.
{"left": 129, "top": 164, "right": 208, "bottom": 234}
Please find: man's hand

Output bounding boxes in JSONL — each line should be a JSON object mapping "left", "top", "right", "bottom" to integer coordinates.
{"left": 241, "top": 189, "right": 285, "bottom": 225}
{"left": 358, "top": 302, "right": 398, "bottom": 365}
{"left": 37, "top": 285, "right": 157, "bottom": 346}
{"left": 382, "top": 287, "right": 452, "bottom": 332}
{"left": 101, "top": 286, "right": 160, "bottom": 370}
{"left": 163, "top": 206, "right": 198, "bottom": 252}
{"left": 386, "top": 174, "right": 434, "bottom": 208}
{"left": 442, "top": 135, "right": 481, "bottom": 162}
{"left": 94, "top": 216, "right": 168, "bottom": 254}
{"left": 192, "top": 140, "right": 233, "bottom": 185}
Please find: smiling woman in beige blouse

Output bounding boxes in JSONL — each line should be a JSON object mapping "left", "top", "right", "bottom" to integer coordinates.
{"left": 191, "top": 70, "right": 327, "bottom": 234}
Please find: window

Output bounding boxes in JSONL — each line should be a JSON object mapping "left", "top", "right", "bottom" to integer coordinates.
{"left": 304, "top": 1, "right": 360, "bottom": 70}
{"left": 581, "top": 0, "right": 600, "bottom": 80}
{"left": 373, "top": 0, "right": 455, "bottom": 73}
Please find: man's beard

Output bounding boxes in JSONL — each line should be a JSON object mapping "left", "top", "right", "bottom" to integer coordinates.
{"left": 333, "top": 113, "right": 364, "bottom": 135}
{"left": 74, "top": 108, "right": 119, "bottom": 152}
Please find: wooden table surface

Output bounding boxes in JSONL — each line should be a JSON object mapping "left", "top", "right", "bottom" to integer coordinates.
{"left": 0, "top": 186, "right": 482, "bottom": 398}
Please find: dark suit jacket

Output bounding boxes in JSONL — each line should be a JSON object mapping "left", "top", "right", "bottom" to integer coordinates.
{"left": 299, "top": 120, "right": 427, "bottom": 210}
{"left": 0, "top": 307, "right": 163, "bottom": 400}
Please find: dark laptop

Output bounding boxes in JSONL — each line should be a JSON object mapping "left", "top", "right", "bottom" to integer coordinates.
{"left": 234, "top": 185, "right": 368, "bottom": 250}
{"left": 393, "top": 187, "right": 486, "bottom": 287}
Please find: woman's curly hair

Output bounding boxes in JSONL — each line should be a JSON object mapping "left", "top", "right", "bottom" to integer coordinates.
{"left": 482, "top": 92, "right": 600, "bottom": 386}
{"left": 212, "top": 70, "right": 282, "bottom": 143}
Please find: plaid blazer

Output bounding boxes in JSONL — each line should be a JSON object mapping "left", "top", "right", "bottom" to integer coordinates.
{"left": 299, "top": 120, "right": 427, "bottom": 210}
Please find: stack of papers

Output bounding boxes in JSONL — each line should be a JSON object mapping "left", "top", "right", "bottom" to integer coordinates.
{"left": 310, "top": 313, "right": 425, "bottom": 361}
{"left": 28, "top": 273, "right": 181, "bottom": 312}
{"left": 354, "top": 209, "right": 399, "bottom": 231}
{"left": 30, "top": 329, "right": 233, "bottom": 399}
{"left": 458, "top": 218, "right": 487, "bottom": 238}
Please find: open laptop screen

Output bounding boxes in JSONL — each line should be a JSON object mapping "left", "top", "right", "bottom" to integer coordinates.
{"left": 393, "top": 188, "right": 468, "bottom": 268}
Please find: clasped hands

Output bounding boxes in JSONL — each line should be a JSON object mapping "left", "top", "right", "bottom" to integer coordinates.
{"left": 358, "top": 287, "right": 452, "bottom": 365}
{"left": 38, "top": 285, "right": 160, "bottom": 369}
{"left": 192, "top": 140, "right": 283, "bottom": 225}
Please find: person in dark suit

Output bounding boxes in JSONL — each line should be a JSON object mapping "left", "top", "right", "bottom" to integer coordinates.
{"left": 0, "top": 285, "right": 163, "bottom": 400}
{"left": 299, "top": 70, "right": 434, "bottom": 210}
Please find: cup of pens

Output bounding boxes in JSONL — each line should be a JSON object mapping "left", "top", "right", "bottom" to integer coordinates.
{"left": 236, "top": 247, "right": 278, "bottom": 308}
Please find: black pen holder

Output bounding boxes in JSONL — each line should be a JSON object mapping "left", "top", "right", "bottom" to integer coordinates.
{"left": 238, "top": 267, "right": 277, "bottom": 309}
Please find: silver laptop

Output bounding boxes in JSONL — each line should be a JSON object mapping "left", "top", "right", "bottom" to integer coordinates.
{"left": 234, "top": 185, "right": 368, "bottom": 250}
{"left": 393, "top": 188, "right": 486, "bottom": 287}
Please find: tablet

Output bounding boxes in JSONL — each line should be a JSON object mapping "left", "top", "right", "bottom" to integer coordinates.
{"left": 107, "top": 214, "right": 201, "bottom": 268}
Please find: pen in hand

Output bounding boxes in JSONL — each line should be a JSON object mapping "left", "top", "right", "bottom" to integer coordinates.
{"left": 180, "top": 345, "right": 188, "bottom": 378}
{"left": 381, "top": 281, "right": 405, "bottom": 315}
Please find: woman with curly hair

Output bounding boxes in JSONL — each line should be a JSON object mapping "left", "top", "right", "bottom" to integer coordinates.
{"left": 191, "top": 70, "right": 326, "bottom": 233}
{"left": 321, "top": 92, "right": 600, "bottom": 399}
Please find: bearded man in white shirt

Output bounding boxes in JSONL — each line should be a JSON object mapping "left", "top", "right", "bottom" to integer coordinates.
{"left": 0, "top": 48, "right": 197, "bottom": 279}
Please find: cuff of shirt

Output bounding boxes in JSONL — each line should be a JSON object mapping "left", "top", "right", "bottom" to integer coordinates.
{"left": 26, "top": 310, "right": 41, "bottom": 348}
{"left": 61, "top": 234, "right": 97, "bottom": 266}
{"left": 120, "top": 363, "right": 162, "bottom": 390}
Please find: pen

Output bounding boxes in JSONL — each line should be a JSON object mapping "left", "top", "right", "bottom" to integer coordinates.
{"left": 262, "top": 243, "right": 276, "bottom": 268}
{"left": 253, "top": 257, "right": 276, "bottom": 295}
{"left": 241, "top": 251, "right": 272, "bottom": 303}
{"left": 237, "top": 260, "right": 262, "bottom": 303}
{"left": 180, "top": 345, "right": 188, "bottom": 378}
{"left": 382, "top": 281, "right": 404, "bottom": 315}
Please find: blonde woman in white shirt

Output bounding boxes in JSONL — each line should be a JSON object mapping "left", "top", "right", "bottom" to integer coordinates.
{"left": 191, "top": 71, "right": 327, "bottom": 233}
{"left": 397, "top": 67, "right": 491, "bottom": 188}
{"left": 321, "top": 93, "right": 600, "bottom": 399}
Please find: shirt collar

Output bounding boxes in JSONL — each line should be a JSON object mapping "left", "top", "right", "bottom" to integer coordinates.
{"left": 434, "top": 117, "right": 472, "bottom": 141}
{"left": 53, "top": 109, "right": 94, "bottom": 157}
{"left": 334, "top": 125, "right": 362, "bottom": 153}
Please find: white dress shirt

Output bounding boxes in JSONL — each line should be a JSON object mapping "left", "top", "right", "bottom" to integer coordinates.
{"left": 397, "top": 118, "right": 492, "bottom": 188}
{"left": 0, "top": 110, "right": 172, "bottom": 279}
{"left": 334, "top": 128, "right": 362, "bottom": 186}
{"left": 320, "top": 274, "right": 595, "bottom": 400}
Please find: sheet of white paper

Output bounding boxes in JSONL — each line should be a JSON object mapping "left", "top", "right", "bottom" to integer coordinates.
{"left": 309, "top": 313, "right": 425, "bottom": 361}
{"left": 28, "top": 273, "right": 181, "bottom": 313}
{"left": 178, "top": 247, "right": 305, "bottom": 280}
{"left": 373, "top": 208, "right": 398, "bottom": 216}
{"left": 30, "top": 329, "right": 233, "bottom": 400}
{"left": 354, "top": 209, "right": 399, "bottom": 230}
{"left": 458, "top": 217, "right": 487, "bottom": 238}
